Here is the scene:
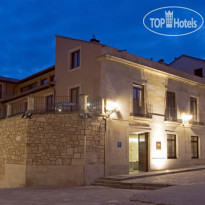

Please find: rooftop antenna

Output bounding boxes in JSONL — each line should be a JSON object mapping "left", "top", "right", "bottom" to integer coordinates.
{"left": 90, "top": 35, "right": 100, "bottom": 43}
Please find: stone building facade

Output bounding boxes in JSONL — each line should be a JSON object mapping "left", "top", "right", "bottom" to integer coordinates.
{"left": 0, "top": 35, "right": 205, "bottom": 187}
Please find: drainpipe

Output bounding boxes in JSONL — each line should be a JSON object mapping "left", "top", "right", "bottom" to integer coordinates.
{"left": 84, "top": 116, "right": 87, "bottom": 185}
{"left": 103, "top": 117, "right": 107, "bottom": 177}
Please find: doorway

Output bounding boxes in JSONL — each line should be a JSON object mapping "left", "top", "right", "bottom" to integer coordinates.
{"left": 129, "top": 132, "right": 149, "bottom": 173}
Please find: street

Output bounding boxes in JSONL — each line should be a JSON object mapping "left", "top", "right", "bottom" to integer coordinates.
{"left": 1, "top": 169, "right": 205, "bottom": 204}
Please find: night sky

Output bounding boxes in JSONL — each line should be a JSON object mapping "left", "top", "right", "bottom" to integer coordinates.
{"left": 1, "top": 0, "right": 205, "bottom": 79}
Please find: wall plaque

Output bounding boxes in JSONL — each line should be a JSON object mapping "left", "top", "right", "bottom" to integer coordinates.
{"left": 156, "top": 141, "right": 161, "bottom": 150}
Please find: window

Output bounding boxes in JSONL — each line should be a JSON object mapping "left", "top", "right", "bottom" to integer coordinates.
{"left": 0, "top": 84, "right": 2, "bottom": 99}
{"left": 46, "top": 95, "right": 54, "bottom": 112}
{"left": 50, "top": 75, "right": 55, "bottom": 82}
{"left": 20, "top": 82, "right": 38, "bottom": 93}
{"left": 71, "top": 50, "right": 80, "bottom": 69}
{"left": 70, "top": 87, "right": 79, "bottom": 110}
{"left": 190, "top": 97, "right": 197, "bottom": 122}
{"left": 191, "top": 136, "right": 199, "bottom": 158}
{"left": 167, "top": 134, "right": 176, "bottom": 159}
{"left": 165, "top": 91, "right": 177, "bottom": 121}
{"left": 41, "top": 78, "right": 47, "bottom": 85}
{"left": 194, "top": 68, "right": 203, "bottom": 77}
{"left": 133, "top": 84, "right": 144, "bottom": 116}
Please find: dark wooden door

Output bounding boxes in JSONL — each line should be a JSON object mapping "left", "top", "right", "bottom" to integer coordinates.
{"left": 138, "top": 133, "right": 148, "bottom": 172}
{"left": 46, "top": 95, "right": 54, "bottom": 112}
{"left": 70, "top": 87, "right": 79, "bottom": 111}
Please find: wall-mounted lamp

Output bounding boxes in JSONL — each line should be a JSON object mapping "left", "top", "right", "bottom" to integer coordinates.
{"left": 181, "top": 113, "right": 192, "bottom": 126}
{"left": 22, "top": 112, "right": 32, "bottom": 119}
{"left": 105, "top": 101, "right": 120, "bottom": 117}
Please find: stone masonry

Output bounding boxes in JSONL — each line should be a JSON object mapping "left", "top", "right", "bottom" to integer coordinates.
{"left": 0, "top": 113, "right": 105, "bottom": 188}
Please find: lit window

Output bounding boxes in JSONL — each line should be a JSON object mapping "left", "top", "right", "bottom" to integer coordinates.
{"left": 71, "top": 50, "right": 80, "bottom": 69}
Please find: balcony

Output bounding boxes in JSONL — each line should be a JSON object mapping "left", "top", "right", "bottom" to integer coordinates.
{"left": 0, "top": 95, "right": 104, "bottom": 119}
{"left": 165, "top": 107, "right": 178, "bottom": 122}
{"left": 131, "top": 103, "right": 152, "bottom": 118}
{"left": 192, "top": 121, "right": 204, "bottom": 126}
{"left": 33, "top": 96, "right": 80, "bottom": 114}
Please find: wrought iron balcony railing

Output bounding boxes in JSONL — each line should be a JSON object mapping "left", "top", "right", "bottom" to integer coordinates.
{"left": 131, "top": 103, "right": 152, "bottom": 118}
{"left": 33, "top": 96, "right": 80, "bottom": 113}
{"left": 165, "top": 107, "right": 178, "bottom": 122}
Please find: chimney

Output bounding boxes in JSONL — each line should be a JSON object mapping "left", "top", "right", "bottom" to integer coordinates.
{"left": 158, "top": 59, "right": 165, "bottom": 64}
{"left": 90, "top": 35, "right": 100, "bottom": 43}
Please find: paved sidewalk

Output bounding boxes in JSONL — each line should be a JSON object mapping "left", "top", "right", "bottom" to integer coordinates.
{"left": 125, "top": 169, "right": 205, "bottom": 185}
{"left": 93, "top": 166, "right": 205, "bottom": 190}
{"left": 104, "top": 165, "right": 205, "bottom": 181}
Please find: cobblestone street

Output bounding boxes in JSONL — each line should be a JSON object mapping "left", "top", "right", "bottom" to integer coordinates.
{"left": 0, "top": 169, "right": 205, "bottom": 204}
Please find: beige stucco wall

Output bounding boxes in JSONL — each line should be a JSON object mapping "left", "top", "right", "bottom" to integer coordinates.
{"left": 55, "top": 37, "right": 106, "bottom": 98}
{"left": 14, "top": 70, "right": 55, "bottom": 95}
{"left": 0, "top": 82, "right": 16, "bottom": 99}
{"left": 170, "top": 56, "right": 205, "bottom": 77}
{"left": 101, "top": 59, "right": 205, "bottom": 175}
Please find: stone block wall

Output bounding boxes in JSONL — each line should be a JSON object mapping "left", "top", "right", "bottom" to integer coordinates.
{"left": 0, "top": 113, "right": 105, "bottom": 188}
{"left": 0, "top": 116, "right": 27, "bottom": 187}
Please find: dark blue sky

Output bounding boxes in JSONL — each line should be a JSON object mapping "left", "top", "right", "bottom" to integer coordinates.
{"left": 1, "top": 0, "right": 205, "bottom": 79}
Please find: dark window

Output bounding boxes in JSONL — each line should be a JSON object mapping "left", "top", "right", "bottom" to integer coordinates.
{"left": 71, "top": 50, "right": 80, "bottom": 69}
{"left": 70, "top": 87, "right": 79, "bottom": 110}
{"left": 167, "top": 134, "right": 176, "bottom": 159}
{"left": 50, "top": 75, "right": 55, "bottom": 82}
{"left": 191, "top": 136, "right": 199, "bottom": 158}
{"left": 46, "top": 95, "right": 54, "bottom": 112}
{"left": 133, "top": 84, "right": 144, "bottom": 116}
{"left": 41, "top": 78, "right": 47, "bottom": 85}
{"left": 20, "top": 82, "right": 38, "bottom": 93}
{"left": 165, "top": 91, "right": 177, "bottom": 121}
{"left": 190, "top": 97, "right": 197, "bottom": 122}
{"left": 194, "top": 68, "right": 203, "bottom": 77}
{"left": 0, "top": 84, "right": 2, "bottom": 99}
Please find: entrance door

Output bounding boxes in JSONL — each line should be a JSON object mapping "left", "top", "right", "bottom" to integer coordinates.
{"left": 138, "top": 133, "right": 148, "bottom": 172}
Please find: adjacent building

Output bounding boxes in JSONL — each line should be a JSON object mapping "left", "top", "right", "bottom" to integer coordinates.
{"left": 0, "top": 36, "right": 205, "bottom": 187}
{"left": 170, "top": 54, "right": 205, "bottom": 78}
